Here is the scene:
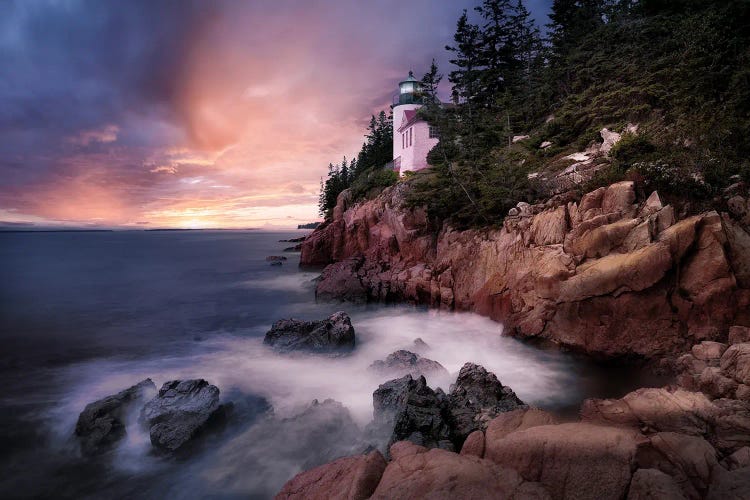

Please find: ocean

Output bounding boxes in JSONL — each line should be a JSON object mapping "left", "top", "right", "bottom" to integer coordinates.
{"left": 0, "top": 230, "right": 663, "bottom": 498}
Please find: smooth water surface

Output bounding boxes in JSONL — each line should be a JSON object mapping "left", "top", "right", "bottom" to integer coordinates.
{"left": 0, "top": 231, "right": 662, "bottom": 498}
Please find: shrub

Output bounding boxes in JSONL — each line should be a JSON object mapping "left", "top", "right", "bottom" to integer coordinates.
{"left": 349, "top": 167, "right": 398, "bottom": 200}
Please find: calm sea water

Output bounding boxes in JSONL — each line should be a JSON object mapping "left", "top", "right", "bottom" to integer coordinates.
{"left": 0, "top": 230, "right": 664, "bottom": 499}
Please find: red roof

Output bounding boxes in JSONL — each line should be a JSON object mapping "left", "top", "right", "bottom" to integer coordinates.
{"left": 398, "top": 110, "right": 421, "bottom": 132}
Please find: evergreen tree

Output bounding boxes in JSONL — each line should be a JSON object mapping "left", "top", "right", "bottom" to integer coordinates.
{"left": 446, "top": 11, "right": 483, "bottom": 104}
{"left": 421, "top": 59, "right": 443, "bottom": 103}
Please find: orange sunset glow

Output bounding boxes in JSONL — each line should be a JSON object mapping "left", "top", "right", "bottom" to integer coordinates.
{"left": 0, "top": 1, "right": 494, "bottom": 229}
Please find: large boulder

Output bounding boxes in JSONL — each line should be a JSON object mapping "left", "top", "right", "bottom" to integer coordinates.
{"left": 581, "top": 387, "right": 750, "bottom": 454}
{"left": 369, "top": 375, "right": 453, "bottom": 452}
{"left": 263, "top": 311, "right": 355, "bottom": 353}
{"left": 706, "top": 466, "right": 750, "bottom": 500}
{"left": 276, "top": 450, "right": 386, "bottom": 500}
{"left": 368, "top": 350, "right": 449, "bottom": 380}
{"left": 485, "top": 407, "right": 558, "bottom": 444}
{"left": 75, "top": 378, "right": 156, "bottom": 455}
{"left": 634, "top": 432, "right": 719, "bottom": 499}
{"left": 627, "top": 469, "right": 686, "bottom": 500}
{"left": 139, "top": 379, "right": 225, "bottom": 452}
{"left": 720, "top": 343, "right": 750, "bottom": 386}
{"left": 580, "top": 388, "right": 714, "bottom": 436}
{"left": 484, "top": 422, "right": 644, "bottom": 500}
{"left": 370, "top": 443, "right": 550, "bottom": 500}
{"left": 447, "top": 363, "right": 526, "bottom": 444}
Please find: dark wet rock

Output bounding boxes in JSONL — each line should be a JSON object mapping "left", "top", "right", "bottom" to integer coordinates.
{"left": 279, "top": 236, "right": 306, "bottom": 243}
{"left": 283, "top": 244, "right": 302, "bottom": 252}
{"left": 139, "top": 379, "right": 225, "bottom": 453}
{"left": 263, "top": 311, "right": 355, "bottom": 353}
{"left": 448, "top": 363, "right": 526, "bottom": 444}
{"left": 270, "top": 261, "right": 283, "bottom": 266}
{"left": 75, "top": 378, "right": 157, "bottom": 455}
{"left": 369, "top": 350, "right": 449, "bottom": 380}
{"left": 411, "top": 338, "right": 429, "bottom": 352}
{"left": 369, "top": 375, "right": 453, "bottom": 453}
{"left": 266, "top": 255, "right": 288, "bottom": 261}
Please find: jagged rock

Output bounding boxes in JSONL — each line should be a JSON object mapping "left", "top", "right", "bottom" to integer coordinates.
{"left": 634, "top": 432, "right": 719, "bottom": 498}
{"left": 706, "top": 466, "right": 750, "bottom": 500}
{"left": 263, "top": 311, "right": 355, "bottom": 353}
{"left": 484, "top": 422, "right": 643, "bottom": 500}
{"left": 459, "top": 430, "right": 485, "bottom": 458}
{"left": 275, "top": 450, "right": 386, "bottom": 500}
{"left": 581, "top": 388, "right": 714, "bottom": 436}
{"left": 540, "top": 141, "right": 553, "bottom": 149}
{"left": 738, "top": 384, "right": 750, "bottom": 401}
{"left": 266, "top": 255, "right": 288, "bottom": 261}
{"left": 724, "top": 447, "right": 750, "bottom": 471}
{"left": 627, "top": 469, "right": 686, "bottom": 500}
{"left": 368, "top": 375, "right": 453, "bottom": 452}
{"left": 302, "top": 181, "right": 747, "bottom": 359}
{"left": 368, "top": 350, "right": 449, "bottom": 380}
{"left": 720, "top": 343, "right": 750, "bottom": 385}
{"left": 692, "top": 341, "right": 728, "bottom": 362}
{"left": 699, "top": 367, "right": 738, "bottom": 399}
{"left": 729, "top": 326, "right": 750, "bottom": 345}
{"left": 75, "top": 379, "right": 156, "bottom": 455}
{"left": 139, "top": 379, "right": 224, "bottom": 452}
{"left": 370, "top": 445, "right": 549, "bottom": 500}
{"left": 271, "top": 261, "right": 283, "bottom": 266}
{"left": 447, "top": 363, "right": 526, "bottom": 444}
{"left": 315, "top": 258, "right": 368, "bottom": 303}
{"left": 299, "top": 222, "right": 334, "bottom": 266}
{"left": 582, "top": 387, "right": 750, "bottom": 454}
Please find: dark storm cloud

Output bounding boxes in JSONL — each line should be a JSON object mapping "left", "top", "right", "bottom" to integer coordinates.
{"left": 0, "top": 0, "right": 215, "bottom": 140}
{"left": 0, "top": 0, "right": 552, "bottom": 228}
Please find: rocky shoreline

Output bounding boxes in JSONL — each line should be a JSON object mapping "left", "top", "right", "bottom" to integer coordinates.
{"left": 286, "top": 180, "right": 750, "bottom": 498}
{"left": 301, "top": 181, "right": 750, "bottom": 359}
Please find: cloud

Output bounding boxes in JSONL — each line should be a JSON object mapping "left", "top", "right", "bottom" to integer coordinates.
{"left": 0, "top": 0, "right": 552, "bottom": 228}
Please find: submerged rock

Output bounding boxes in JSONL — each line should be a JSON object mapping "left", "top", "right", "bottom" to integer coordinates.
{"left": 75, "top": 378, "right": 157, "bottom": 455}
{"left": 266, "top": 255, "right": 288, "bottom": 261}
{"left": 448, "top": 363, "right": 526, "bottom": 443}
{"left": 368, "top": 350, "right": 449, "bottom": 380}
{"left": 139, "top": 379, "right": 225, "bottom": 452}
{"left": 263, "top": 311, "right": 355, "bottom": 353}
{"left": 207, "top": 398, "right": 363, "bottom": 496}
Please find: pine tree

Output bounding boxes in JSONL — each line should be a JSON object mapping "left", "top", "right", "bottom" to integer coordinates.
{"left": 446, "top": 11, "right": 484, "bottom": 104}
{"left": 421, "top": 59, "right": 443, "bottom": 103}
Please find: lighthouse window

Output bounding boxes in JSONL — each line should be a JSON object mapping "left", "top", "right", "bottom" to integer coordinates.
{"left": 409, "top": 128, "right": 412, "bottom": 147}
{"left": 402, "top": 133, "right": 405, "bottom": 149}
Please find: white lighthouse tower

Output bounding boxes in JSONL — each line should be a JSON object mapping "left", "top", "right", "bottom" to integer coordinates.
{"left": 391, "top": 71, "right": 438, "bottom": 175}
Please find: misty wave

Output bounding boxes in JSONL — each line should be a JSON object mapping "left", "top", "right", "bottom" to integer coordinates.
{"left": 40, "top": 307, "right": 587, "bottom": 498}
{"left": 240, "top": 271, "right": 320, "bottom": 292}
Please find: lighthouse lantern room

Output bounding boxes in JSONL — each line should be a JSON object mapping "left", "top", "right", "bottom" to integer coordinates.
{"left": 391, "top": 71, "right": 438, "bottom": 176}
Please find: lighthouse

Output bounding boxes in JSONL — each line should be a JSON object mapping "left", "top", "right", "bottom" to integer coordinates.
{"left": 391, "top": 71, "right": 439, "bottom": 175}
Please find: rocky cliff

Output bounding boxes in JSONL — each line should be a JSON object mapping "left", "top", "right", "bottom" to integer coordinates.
{"left": 301, "top": 181, "right": 750, "bottom": 358}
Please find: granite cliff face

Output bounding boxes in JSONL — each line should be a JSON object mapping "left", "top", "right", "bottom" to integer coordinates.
{"left": 301, "top": 181, "right": 750, "bottom": 358}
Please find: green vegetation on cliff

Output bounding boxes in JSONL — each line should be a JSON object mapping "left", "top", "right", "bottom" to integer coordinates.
{"left": 320, "top": 0, "right": 750, "bottom": 226}
{"left": 412, "top": 0, "right": 750, "bottom": 227}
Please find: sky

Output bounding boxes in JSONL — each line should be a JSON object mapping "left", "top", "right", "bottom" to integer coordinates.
{"left": 0, "top": 0, "right": 552, "bottom": 229}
